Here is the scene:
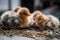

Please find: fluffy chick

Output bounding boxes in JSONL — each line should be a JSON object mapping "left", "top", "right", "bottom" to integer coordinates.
{"left": 17, "top": 7, "right": 34, "bottom": 28}
{"left": 33, "top": 11, "right": 59, "bottom": 30}
{"left": 33, "top": 11, "right": 48, "bottom": 30}
{"left": 46, "top": 15, "right": 59, "bottom": 30}
{"left": 1, "top": 7, "right": 22, "bottom": 29}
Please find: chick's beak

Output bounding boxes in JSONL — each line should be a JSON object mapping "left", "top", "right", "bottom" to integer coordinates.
{"left": 27, "top": 13, "right": 31, "bottom": 16}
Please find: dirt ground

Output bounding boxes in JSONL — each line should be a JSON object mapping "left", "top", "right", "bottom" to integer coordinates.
{"left": 0, "top": 26, "right": 60, "bottom": 40}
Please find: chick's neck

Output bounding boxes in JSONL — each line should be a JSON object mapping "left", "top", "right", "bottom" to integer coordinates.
{"left": 20, "top": 15, "right": 29, "bottom": 26}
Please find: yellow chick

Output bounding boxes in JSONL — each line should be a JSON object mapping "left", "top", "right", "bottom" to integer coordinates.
{"left": 33, "top": 11, "right": 59, "bottom": 30}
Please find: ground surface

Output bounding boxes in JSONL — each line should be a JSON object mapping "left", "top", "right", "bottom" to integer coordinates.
{"left": 0, "top": 26, "right": 60, "bottom": 40}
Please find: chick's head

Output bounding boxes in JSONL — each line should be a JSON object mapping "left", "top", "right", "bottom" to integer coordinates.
{"left": 12, "top": 6, "right": 21, "bottom": 12}
{"left": 17, "top": 7, "right": 31, "bottom": 18}
{"left": 33, "top": 11, "right": 43, "bottom": 22}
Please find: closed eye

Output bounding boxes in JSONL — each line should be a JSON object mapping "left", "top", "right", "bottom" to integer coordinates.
{"left": 23, "top": 12, "right": 27, "bottom": 15}
{"left": 21, "top": 10, "right": 27, "bottom": 16}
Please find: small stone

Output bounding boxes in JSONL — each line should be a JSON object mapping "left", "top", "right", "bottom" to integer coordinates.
{"left": 35, "top": 37, "right": 46, "bottom": 40}
{"left": 52, "top": 38, "right": 59, "bottom": 40}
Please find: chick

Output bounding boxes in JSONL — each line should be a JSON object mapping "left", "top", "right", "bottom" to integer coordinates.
{"left": 0, "top": 6, "right": 22, "bottom": 29}
{"left": 46, "top": 15, "right": 59, "bottom": 30}
{"left": 33, "top": 11, "right": 48, "bottom": 30}
{"left": 17, "top": 7, "right": 34, "bottom": 28}
{"left": 1, "top": 11, "right": 15, "bottom": 28}
{"left": 1, "top": 6, "right": 21, "bottom": 20}
{"left": 33, "top": 11, "right": 59, "bottom": 30}
{"left": 12, "top": 6, "right": 21, "bottom": 12}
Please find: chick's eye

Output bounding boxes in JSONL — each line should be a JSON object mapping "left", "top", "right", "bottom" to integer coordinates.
{"left": 21, "top": 10, "right": 27, "bottom": 15}
{"left": 23, "top": 12, "right": 27, "bottom": 15}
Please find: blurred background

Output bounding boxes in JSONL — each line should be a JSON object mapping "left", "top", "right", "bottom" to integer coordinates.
{"left": 0, "top": 0, "right": 60, "bottom": 20}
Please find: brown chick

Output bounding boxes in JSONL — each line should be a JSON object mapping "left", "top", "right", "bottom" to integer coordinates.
{"left": 17, "top": 7, "right": 34, "bottom": 28}
{"left": 12, "top": 6, "right": 21, "bottom": 12}
{"left": 33, "top": 11, "right": 48, "bottom": 30}
{"left": 33, "top": 11, "right": 59, "bottom": 30}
